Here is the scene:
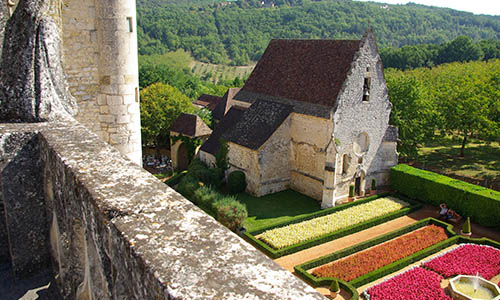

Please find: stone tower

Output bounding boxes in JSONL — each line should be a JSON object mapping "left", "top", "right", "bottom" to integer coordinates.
{"left": 51, "top": 0, "right": 141, "bottom": 165}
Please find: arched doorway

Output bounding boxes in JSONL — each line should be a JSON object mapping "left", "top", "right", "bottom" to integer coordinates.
{"left": 177, "top": 143, "right": 189, "bottom": 170}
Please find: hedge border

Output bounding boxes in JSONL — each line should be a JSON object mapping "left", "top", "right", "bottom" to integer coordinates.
{"left": 390, "top": 164, "right": 500, "bottom": 228}
{"left": 294, "top": 218, "right": 457, "bottom": 288}
{"left": 243, "top": 193, "right": 422, "bottom": 259}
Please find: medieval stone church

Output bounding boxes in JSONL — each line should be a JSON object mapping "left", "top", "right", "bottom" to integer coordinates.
{"left": 199, "top": 30, "right": 398, "bottom": 208}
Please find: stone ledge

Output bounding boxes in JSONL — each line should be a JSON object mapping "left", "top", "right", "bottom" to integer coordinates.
{"left": 0, "top": 120, "right": 325, "bottom": 299}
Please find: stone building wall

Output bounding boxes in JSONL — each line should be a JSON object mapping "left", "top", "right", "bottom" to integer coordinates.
{"left": 290, "top": 113, "right": 332, "bottom": 201}
{"left": 227, "top": 143, "right": 261, "bottom": 195}
{"left": 255, "top": 116, "right": 292, "bottom": 196}
{"left": 332, "top": 32, "right": 395, "bottom": 200}
{"left": 0, "top": 121, "right": 326, "bottom": 300}
{"left": 61, "top": 0, "right": 142, "bottom": 165}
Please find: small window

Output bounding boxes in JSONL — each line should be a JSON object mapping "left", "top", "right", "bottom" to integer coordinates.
{"left": 362, "top": 77, "right": 370, "bottom": 102}
{"left": 127, "top": 17, "right": 134, "bottom": 32}
{"left": 342, "top": 154, "right": 349, "bottom": 174}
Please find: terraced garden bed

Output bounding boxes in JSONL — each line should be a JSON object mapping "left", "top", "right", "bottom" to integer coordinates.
{"left": 312, "top": 224, "right": 449, "bottom": 281}
{"left": 243, "top": 193, "right": 422, "bottom": 258}
{"left": 295, "top": 218, "right": 456, "bottom": 289}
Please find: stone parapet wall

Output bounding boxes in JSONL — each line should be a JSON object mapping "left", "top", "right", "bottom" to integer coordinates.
{"left": 0, "top": 121, "right": 325, "bottom": 299}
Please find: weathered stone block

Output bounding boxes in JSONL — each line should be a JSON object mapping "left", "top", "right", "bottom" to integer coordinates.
{"left": 0, "top": 132, "right": 50, "bottom": 278}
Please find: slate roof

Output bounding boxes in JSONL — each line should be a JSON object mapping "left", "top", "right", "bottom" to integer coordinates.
{"left": 242, "top": 39, "right": 361, "bottom": 107}
{"left": 200, "top": 106, "right": 246, "bottom": 155}
{"left": 222, "top": 99, "right": 293, "bottom": 150}
{"left": 193, "top": 94, "right": 222, "bottom": 111}
{"left": 168, "top": 113, "right": 212, "bottom": 137}
{"left": 213, "top": 88, "right": 241, "bottom": 121}
{"left": 383, "top": 125, "right": 398, "bottom": 142}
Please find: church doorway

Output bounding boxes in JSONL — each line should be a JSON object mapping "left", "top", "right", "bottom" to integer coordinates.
{"left": 177, "top": 143, "right": 189, "bottom": 170}
{"left": 355, "top": 176, "right": 361, "bottom": 196}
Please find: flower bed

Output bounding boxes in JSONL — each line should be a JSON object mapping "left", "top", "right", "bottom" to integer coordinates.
{"left": 364, "top": 267, "right": 452, "bottom": 300}
{"left": 312, "top": 225, "right": 448, "bottom": 281}
{"left": 259, "top": 196, "right": 409, "bottom": 249}
{"left": 423, "top": 244, "right": 500, "bottom": 280}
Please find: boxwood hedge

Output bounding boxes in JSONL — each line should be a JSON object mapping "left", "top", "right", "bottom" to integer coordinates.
{"left": 242, "top": 193, "right": 422, "bottom": 258}
{"left": 390, "top": 164, "right": 500, "bottom": 228}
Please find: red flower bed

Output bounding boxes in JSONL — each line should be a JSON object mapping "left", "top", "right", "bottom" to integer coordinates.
{"left": 312, "top": 225, "right": 448, "bottom": 281}
{"left": 364, "top": 267, "right": 452, "bottom": 300}
{"left": 423, "top": 244, "right": 500, "bottom": 280}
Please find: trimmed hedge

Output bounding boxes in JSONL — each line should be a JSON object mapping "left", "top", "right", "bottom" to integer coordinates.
{"left": 294, "top": 218, "right": 457, "bottom": 288}
{"left": 390, "top": 164, "right": 500, "bottom": 228}
{"left": 242, "top": 193, "right": 422, "bottom": 258}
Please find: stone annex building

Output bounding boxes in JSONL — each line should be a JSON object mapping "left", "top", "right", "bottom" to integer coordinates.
{"left": 197, "top": 31, "right": 398, "bottom": 208}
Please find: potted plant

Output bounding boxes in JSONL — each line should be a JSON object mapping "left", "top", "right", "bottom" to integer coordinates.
{"left": 329, "top": 280, "right": 340, "bottom": 298}
{"left": 348, "top": 184, "right": 355, "bottom": 202}
{"left": 461, "top": 217, "right": 472, "bottom": 236}
{"left": 371, "top": 178, "right": 377, "bottom": 194}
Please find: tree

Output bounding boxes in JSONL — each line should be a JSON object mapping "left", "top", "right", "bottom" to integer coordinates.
{"left": 386, "top": 72, "right": 438, "bottom": 160}
{"left": 437, "top": 36, "right": 483, "bottom": 65}
{"left": 140, "top": 82, "right": 194, "bottom": 148}
{"left": 430, "top": 62, "right": 496, "bottom": 157}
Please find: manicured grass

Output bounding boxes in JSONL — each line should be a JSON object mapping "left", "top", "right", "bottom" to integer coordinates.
{"left": 414, "top": 135, "right": 500, "bottom": 187}
{"left": 236, "top": 190, "right": 321, "bottom": 232}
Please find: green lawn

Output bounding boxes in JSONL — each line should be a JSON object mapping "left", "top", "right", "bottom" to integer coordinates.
{"left": 236, "top": 189, "right": 321, "bottom": 232}
{"left": 414, "top": 136, "right": 500, "bottom": 189}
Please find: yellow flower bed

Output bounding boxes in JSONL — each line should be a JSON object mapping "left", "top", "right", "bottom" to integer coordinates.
{"left": 259, "top": 196, "right": 409, "bottom": 249}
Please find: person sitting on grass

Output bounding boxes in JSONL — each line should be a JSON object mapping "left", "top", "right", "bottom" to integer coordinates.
{"left": 439, "top": 203, "right": 449, "bottom": 220}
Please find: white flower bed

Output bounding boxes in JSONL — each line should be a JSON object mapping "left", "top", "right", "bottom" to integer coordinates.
{"left": 259, "top": 196, "right": 409, "bottom": 249}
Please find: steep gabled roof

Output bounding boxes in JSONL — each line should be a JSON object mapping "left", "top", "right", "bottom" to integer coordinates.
{"left": 168, "top": 113, "right": 212, "bottom": 137}
{"left": 223, "top": 99, "right": 293, "bottom": 150}
{"left": 241, "top": 39, "right": 361, "bottom": 107}
{"left": 212, "top": 88, "right": 241, "bottom": 121}
{"left": 193, "top": 94, "right": 222, "bottom": 111}
{"left": 200, "top": 106, "right": 246, "bottom": 155}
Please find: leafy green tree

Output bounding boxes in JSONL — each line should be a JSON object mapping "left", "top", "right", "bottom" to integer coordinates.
{"left": 140, "top": 83, "right": 194, "bottom": 147}
{"left": 386, "top": 71, "right": 438, "bottom": 159}
{"left": 437, "top": 36, "right": 483, "bottom": 64}
{"left": 429, "top": 62, "right": 497, "bottom": 156}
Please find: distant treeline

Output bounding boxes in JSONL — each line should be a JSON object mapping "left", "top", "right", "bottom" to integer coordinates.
{"left": 381, "top": 36, "right": 500, "bottom": 70}
{"left": 137, "top": 0, "right": 500, "bottom": 66}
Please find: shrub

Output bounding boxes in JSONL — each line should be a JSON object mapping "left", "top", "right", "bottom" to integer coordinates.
{"left": 462, "top": 217, "right": 471, "bottom": 234}
{"left": 227, "top": 171, "right": 246, "bottom": 194}
{"left": 371, "top": 178, "right": 377, "bottom": 190}
{"left": 193, "top": 185, "right": 220, "bottom": 212}
{"left": 176, "top": 175, "right": 201, "bottom": 199}
{"left": 349, "top": 184, "right": 355, "bottom": 198}
{"left": 214, "top": 196, "right": 248, "bottom": 231}
{"left": 330, "top": 280, "right": 340, "bottom": 292}
{"left": 390, "top": 164, "right": 500, "bottom": 228}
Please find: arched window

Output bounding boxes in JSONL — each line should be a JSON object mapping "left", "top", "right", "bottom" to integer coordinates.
{"left": 342, "top": 154, "right": 349, "bottom": 174}
{"left": 363, "top": 67, "right": 371, "bottom": 102}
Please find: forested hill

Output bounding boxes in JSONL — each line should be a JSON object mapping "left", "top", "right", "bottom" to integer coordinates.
{"left": 137, "top": 0, "right": 500, "bottom": 66}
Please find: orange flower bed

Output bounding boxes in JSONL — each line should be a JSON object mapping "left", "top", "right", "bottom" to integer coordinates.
{"left": 312, "top": 225, "right": 448, "bottom": 281}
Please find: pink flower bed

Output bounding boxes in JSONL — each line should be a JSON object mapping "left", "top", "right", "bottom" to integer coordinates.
{"left": 423, "top": 244, "right": 500, "bottom": 280}
{"left": 364, "top": 267, "right": 452, "bottom": 300}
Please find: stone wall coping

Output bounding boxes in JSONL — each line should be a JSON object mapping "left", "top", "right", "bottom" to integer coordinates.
{"left": 0, "top": 120, "right": 325, "bottom": 299}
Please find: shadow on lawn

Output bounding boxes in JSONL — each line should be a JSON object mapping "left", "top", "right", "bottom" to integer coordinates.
{"left": 237, "top": 190, "right": 321, "bottom": 231}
